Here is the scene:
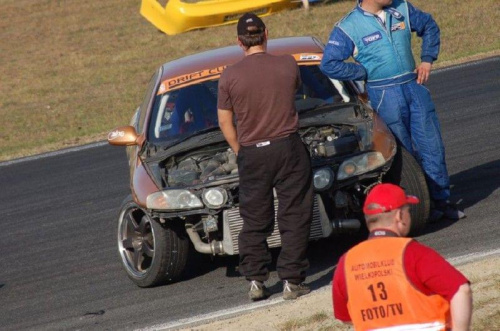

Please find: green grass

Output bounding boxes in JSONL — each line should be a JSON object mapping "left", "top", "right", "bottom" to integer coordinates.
{"left": 1, "top": 0, "right": 499, "bottom": 161}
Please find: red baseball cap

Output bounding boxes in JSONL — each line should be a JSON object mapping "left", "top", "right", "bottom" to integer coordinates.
{"left": 363, "top": 183, "right": 419, "bottom": 215}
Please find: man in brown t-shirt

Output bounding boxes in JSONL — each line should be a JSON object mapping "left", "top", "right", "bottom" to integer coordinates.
{"left": 217, "top": 13, "right": 313, "bottom": 301}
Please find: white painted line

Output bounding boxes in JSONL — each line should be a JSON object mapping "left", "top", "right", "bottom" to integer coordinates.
{"left": 138, "top": 287, "right": 331, "bottom": 331}
{"left": 433, "top": 56, "right": 499, "bottom": 73}
{"left": 136, "top": 296, "right": 287, "bottom": 331}
{"left": 138, "top": 248, "right": 500, "bottom": 331}
{"left": 0, "top": 141, "right": 108, "bottom": 167}
{"left": 448, "top": 248, "right": 500, "bottom": 266}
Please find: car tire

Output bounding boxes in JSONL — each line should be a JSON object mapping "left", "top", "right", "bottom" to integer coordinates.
{"left": 117, "top": 196, "right": 189, "bottom": 287}
{"left": 383, "top": 146, "right": 430, "bottom": 235}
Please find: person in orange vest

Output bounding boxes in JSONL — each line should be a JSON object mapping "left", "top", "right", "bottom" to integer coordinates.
{"left": 332, "top": 183, "right": 472, "bottom": 331}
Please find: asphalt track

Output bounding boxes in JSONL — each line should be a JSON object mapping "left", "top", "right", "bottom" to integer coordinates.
{"left": 0, "top": 57, "right": 499, "bottom": 331}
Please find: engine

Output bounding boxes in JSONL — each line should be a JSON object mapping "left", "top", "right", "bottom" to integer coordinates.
{"left": 163, "top": 125, "right": 361, "bottom": 187}
{"left": 165, "top": 148, "right": 238, "bottom": 187}
{"left": 300, "top": 125, "right": 360, "bottom": 158}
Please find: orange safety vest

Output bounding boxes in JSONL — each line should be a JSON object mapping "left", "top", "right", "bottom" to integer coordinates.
{"left": 344, "top": 237, "right": 450, "bottom": 331}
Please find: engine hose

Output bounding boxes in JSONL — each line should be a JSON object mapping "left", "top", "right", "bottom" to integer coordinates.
{"left": 185, "top": 226, "right": 224, "bottom": 255}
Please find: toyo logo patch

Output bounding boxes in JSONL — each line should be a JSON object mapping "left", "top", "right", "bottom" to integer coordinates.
{"left": 362, "top": 31, "right": 383, "bottom": 45}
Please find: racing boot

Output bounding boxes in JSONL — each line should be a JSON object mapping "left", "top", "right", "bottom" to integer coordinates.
{"left": 283, "top": 280, "right": 311, "bottom": 300}
{"left": 432, "top": 200, "right": 466, "bottom": 221}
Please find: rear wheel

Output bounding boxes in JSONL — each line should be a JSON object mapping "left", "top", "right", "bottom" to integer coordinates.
{"left": 117, "top": 196, "right": 189, "bottom": 287}
{"left": 383, "top": 146, "right": 430, "bottom": 235}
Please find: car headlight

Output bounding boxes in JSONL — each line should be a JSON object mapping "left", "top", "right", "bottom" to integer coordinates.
{"left": 146, "top": 190, "right": 203, "bottom": 210}
{"left": 337, "top": 152, "right": 386, "bottom": 180}
{"left": 313, "top": 167, "right": 334, "bottom": 191}
{"left": 202, "top": 188, "right": 228, "bottom": 209}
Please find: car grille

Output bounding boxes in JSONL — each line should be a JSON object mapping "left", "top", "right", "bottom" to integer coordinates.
{"left": 222, "top": 195, "right": 324, "bottom": 255}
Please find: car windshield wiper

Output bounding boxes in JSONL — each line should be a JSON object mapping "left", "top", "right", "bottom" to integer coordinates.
{"left": 189, "top": 125, "right": 222, "bottom": 138}
{"left": 162, "top": 126, "right": 221, "bottom": 150}
{"left": 295, "top": 99, "right": 330, "bottom": 114}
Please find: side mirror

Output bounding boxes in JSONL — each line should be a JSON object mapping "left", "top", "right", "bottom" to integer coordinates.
{"left": 108, "top": 126, "right": 139, "bottom": 146}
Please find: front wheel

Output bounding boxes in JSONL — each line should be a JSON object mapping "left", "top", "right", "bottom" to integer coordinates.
{"left": 117, "top": 196, "right": 189, "bottom": 287}
{"left": 383, "top": 147, "right": 430, "bottom": 235}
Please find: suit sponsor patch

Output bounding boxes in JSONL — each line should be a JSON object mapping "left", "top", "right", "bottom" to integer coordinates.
{"left": 387, "top": 7, "right": 403, "bottom": 19}
{"left": 391, "top": 22, "right": 406, "bottom": 31}
{"left": 362, "top": 31, "right": 383, "bottom": 45}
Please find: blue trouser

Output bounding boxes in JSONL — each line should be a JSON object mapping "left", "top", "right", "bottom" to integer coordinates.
{"left": 367, "top": 79, "right": 450, "bottom": 201}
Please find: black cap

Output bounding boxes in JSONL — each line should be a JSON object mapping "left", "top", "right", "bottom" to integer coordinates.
{"left": 237, "top": 13, "right": 266, "bottom": 36}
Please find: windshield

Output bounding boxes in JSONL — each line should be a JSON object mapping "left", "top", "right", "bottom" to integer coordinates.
{"left": 147, "top": 65, "right": 356, "bottom": 144}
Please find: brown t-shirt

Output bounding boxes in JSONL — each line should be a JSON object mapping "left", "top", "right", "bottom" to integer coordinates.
{"left": 217, "top": 53, "right": 301, "bottom": 146}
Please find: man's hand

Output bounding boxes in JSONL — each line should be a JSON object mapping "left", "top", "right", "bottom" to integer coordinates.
{"left": 415, "top": 62, "right": 432, "bottom": 84}
{"left": 217, "top": 108, "right": 240, "bottom": 155}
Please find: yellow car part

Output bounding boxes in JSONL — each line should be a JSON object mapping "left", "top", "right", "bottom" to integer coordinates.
{"left": 140, "top": 0, "right": 301, "bottom": 35}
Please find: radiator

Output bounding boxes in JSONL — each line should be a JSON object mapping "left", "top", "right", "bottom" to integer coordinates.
{"left": 221, "top": 195, "right": 328, "bottom": 255}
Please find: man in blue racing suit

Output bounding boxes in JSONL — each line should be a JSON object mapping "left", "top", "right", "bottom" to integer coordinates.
{"left": 320, "top": 0, "right": 465, "bottom": 220}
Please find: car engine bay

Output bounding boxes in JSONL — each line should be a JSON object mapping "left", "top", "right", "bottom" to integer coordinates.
{"left": 162, "top": 124, "right": 363, "bottom": 187}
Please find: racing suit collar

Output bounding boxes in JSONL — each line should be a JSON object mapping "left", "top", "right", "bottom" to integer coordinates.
{"left": 356, "top": 1, "right": 404, "bottom": 20}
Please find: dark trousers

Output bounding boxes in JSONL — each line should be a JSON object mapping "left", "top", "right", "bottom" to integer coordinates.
{"left": 237, "top": 133, "right": 313, "bottom": 284}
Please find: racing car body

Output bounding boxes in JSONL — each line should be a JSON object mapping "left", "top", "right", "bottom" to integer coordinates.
{"left": 140, "top": 0, "right": 301, "bottom": 35}
{"left": 108, "top": 36, "right": 430, "bottom": 287}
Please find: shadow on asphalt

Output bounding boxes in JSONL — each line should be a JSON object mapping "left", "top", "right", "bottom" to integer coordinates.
{"left": 178, "top": 231, "right": 366, "bottom": 293}
{"left": 170, "top": 160, "right": 500, "bottom": 288}
{"left": 421, "top": 159, "right": 500, "bottom": 236}
{"left": 305, "top": 234, "right": 365, "bottom": 290}
{"left": 448, "top": 159, "right": 500, "bottom": 209}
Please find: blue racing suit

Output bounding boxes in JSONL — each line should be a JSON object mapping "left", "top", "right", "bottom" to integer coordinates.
{"left": 320, "top": 0, "right": 450, "bottom": 201}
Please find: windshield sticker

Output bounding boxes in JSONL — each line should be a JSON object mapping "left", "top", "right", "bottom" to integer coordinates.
{"left": 158, "top": 55, "right": 323, "bottom": 95}
{"left": 293, "top": 53, "right": 323, "bottom": 63}
{"left": 299, "top": 54, "right": 321, "bottom": 61}
{"left": 158, "top": 66, "right": 227, "bottom": 94}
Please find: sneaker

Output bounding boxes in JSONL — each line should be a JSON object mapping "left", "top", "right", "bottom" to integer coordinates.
{"left": 283, "top": 280, "right": 311, "bottom": 300}
{"left": 433, "top": 200, "right": 466, "bottom": 220}
{"left": 248, "top": 280, "right": 270, "bottom": 301}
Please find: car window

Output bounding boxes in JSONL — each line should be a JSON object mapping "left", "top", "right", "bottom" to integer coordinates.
{"left": 137, "top": 71, "right": 160, "bottom": 134}
{"left": 148, "top": 80, "right": 219, "bottom": 143}
{"left": 147, "top": 65, "right": 355, "bottom": 144}
{"left": 297, "top": 65, "right": 345, "bottom": 103}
